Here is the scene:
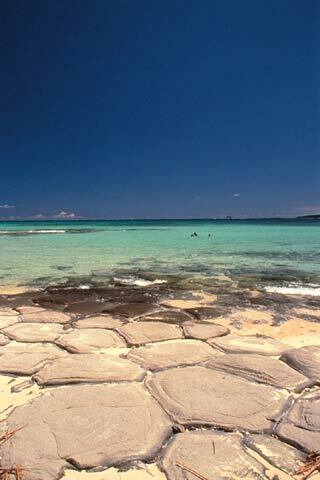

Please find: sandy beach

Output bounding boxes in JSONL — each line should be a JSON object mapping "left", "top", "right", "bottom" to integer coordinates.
{"left": 0, "top": 285, "right": 319, "bottom": 480}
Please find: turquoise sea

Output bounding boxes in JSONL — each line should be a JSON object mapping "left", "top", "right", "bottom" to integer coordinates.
{"left": 0, "top": 219, "right": 319, "bottom": 295}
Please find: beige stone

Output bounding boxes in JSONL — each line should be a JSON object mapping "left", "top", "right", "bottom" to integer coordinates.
{"left": 183, "top": 321, "right": 229, "bottom": 340}
{"left": 1, "top": 383, "right": 172, "bottom": 480}
{"left": 127, "top": 339, "right": 218, "bottom": 370}
{"left": 146, "top": 366, "right": 288, "bottom": 431}
{"left": 18, "top": 306, "right": 71, "bottom": 324}
{"left": 209, "top": 334, "right": 289, "bottom": 355}
{"left": 74, "top": 315, "right": 124, "bottom": 329}
{"left": 34, "top": 354, "right": 145, "bottom": 385}
{"left": 162, "top": 430, "right": 267, "bottom": 480}
{"left": 2, "top": 322, "right": 65, "bottom": 343}
{"left": 56, "top": 328, "right": 126, "bottom": 353}
{"left": 206, "top": 353, "right": 307, "bottom": 390}
{"left": 117, "top": 321, "right": 183, "bottom": 345}
{"left": 281, "top": 345, "right": 320, "bottom": 381}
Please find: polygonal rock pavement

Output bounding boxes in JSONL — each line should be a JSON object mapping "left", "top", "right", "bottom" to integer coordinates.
{"left": 146, "top": 366, "right": 288, "bottom": 431}
{"left": 56, "top": 328, "right": 126, "bottom": 353}
{"left": 0, "top": 342, "right": 65, "bottom": 375}
{"left": 243, "top": 433, "right": 306, "bottom": 475}
{"left": 0, "top": 333, "right": 9, "bottom": 346}
{"left": 117, "top": 321, "right": 183, "bottom": 346}
{"left": 138, "top": 309, "right": 193, "bottom": 324}
{"left": 74, "top": 315, "right": 125, "bottom": 330}
{"left": 0, "top": 315, "right": 19, "bottom": 329}
{"left": 182, "top": 321, "right": 229, "bottom": 340}
{"left": 162, "top": 430, "right": 268, "bottom": 480}
{"left": 185, "top": 306, "right": 227, "bottom": 320}
{"left": 0, "top": 383, "right": 172, "bottom": 480}
{"left": 275, "top": 388, "right": 320, "bottom": 452}
{"left": 18, "top": 306, "right": 71, "bottom": 324}
{"left": 2, "top": 322, "right": 65, "bottom": 343}
{"left": 34, "top": 353, "right": 146, "bottom": 385}
{"left": 206, "top": 353, "right": 307, "bottom": 390}
{"left": 127, "top": 339, "right": 218, "bottom": 370}
{"left": 209, "top": 334, "right": 289, "bottom": 355}
{"left": 281, "top": 345, "right": 320, "bottom": 381}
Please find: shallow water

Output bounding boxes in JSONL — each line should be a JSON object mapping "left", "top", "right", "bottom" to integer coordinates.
{"left": 0, "top": 219, "right": 319, "bottom": 294}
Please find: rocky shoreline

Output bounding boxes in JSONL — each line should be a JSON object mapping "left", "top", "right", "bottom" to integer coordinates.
{"left": 0, "top": 286, "right": 319, "bottom": 479}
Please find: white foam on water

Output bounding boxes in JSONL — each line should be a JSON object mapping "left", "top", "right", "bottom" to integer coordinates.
{"left": 264, "top": 283, "right": 320, "bottom": 297}
{"left": 113, "top": 276, "right": 167, "bottom": 287}
{"left": 79, "top": 284, "right": 91, "bottom": 290}
{"left": 27, "top": 230, "right": 67, "bottom": 234}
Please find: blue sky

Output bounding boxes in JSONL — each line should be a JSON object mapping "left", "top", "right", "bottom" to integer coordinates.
{"left": 0, "top": 0, "right": 319, "bottom": 219}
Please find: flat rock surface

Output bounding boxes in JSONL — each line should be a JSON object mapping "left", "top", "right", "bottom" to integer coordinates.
{"left": 276, "top": 389, "right": 320, "bottom": 452}
{"left": 243, "top": 433, "right": 306, "bottom": 474}
{"left": 127, "top": 339, "right": 218, "bottom": 370}
{"left": 209, "top": 334, "right": 289, "bottom": 355}
{"left": 117, "top": 321, "right": 183, "bottom": 346}
{"left": 102, "top": 303, "right": 157, "bottom": 317}
{"left": 206, "top": 353, "right": 307, "bottom": 389}
{"left": 146, "top": 366, "right": 288, "bottom": 431}
{"left": 0, "top": 307, "right": 18, "bottom": 316}
{"left": 1, "top": 383, "right": 172, "bottom": 480}
{"left": 185, "top": 306, "right": 227, "bottom": 320}
{"left": 281, "top": 345, "right": 320, "bottom": 381}
{"left": 74, "top": 315, "right": 124, "bottom": 329}
{"left": 0, "top": 333, "right": 9, "bottom": 345}
{"left": 162, "top": 430, "right": 267, "bottom": 480}
{"left": 34, "top": 353, "right": 145, "bottom": 385}
{"left": 2, "top": 322, "right": 65, "bottom": 342}
{"left": 0, "top": 315, "right": 19, "bottom": 329}
{"left": 18, "top": 306, "right": 71, "bottom": 324}
{"left": 56, "top": 328, "right": 126, "bottom": 353}
{"left": 0, "top": 342, "right": 65, "bottom": 375}
{"left": 138, "top": 309, "right": 193, "bottom": 324}
{"left": 182, "top": 321, "right": 229, "bottom": 340}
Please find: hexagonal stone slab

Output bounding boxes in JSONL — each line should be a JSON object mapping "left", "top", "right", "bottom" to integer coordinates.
{"left": 138, "top": 309, "right": 193, "bottom": 324}
{"left": 0, "top": 314, "right": 19, "bottom": 329}
{"left": 0, "top": 307, "right": 18, "bottom": 316}
{"left": 209, "top": 334, "right": 289, "bottom": 355}
{"left": 0, "top": 333, "right": 9, "bottom": 346}
{"left": 185, "top": 306, "right": 227, "bottom": 320}
{"left": 162, "top": 430, "right": 267, "bottom": 480}
{"left": 281, "top": 345, "right": 320, "bottom": 381}
{"left": 34, "top": 354, "right": 145, "bottom": 385}
{"left": 243, "top": 434, "right": 306, "bottom": 475}
{"left": 183, "top": 321, "right": 229, "bottom": 340}
{"left": 18, "top": 306, "right": 71, "bottom": 324}
{"left": 0, "top": 343, "right": 65, "bottom": 375}
{"left": 103, "top": 303, "right": 157, "bottom": 317}
{"left": 275, "top": 389, "right": 320, "bottom": 452}
{"left": 2, "top": 322, "right": 65, "bottom": 343}
{"left": 1, "top": 383, "right": 172, "bottom": 480}
{"left": 74, "top": 315, "right": 124, "bottom": 329}
{"left": 146, "top": 366, "right": 288, "bottom": 431}
{"left": 206, "top": 353, "right": 307, "bottom": 390}
{"left": 127, "top": 340, "right": 218, "bottom": 371}
{"left": 56, "top": 328, "right": 126, "bottom": 353}
{"left": 117, "top": 322, "right": 183, "bottom": 346}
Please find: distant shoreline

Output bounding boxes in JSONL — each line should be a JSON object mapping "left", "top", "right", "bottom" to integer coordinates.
{"left": 0, "top": 216, "right": 320, "bottom": 222}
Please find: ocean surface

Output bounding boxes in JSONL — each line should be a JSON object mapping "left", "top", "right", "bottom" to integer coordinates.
{"left": 0, "top": 219, "right": 319, "bottom": 295}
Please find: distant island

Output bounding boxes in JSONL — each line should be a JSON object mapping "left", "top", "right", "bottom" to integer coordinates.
{"left": 296, "top": 214, "right": 320, "bottom": 219}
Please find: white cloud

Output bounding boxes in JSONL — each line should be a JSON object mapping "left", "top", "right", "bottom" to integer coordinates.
{"left": 232, "top": 193, "right": 240, "bottom": 197}
{"left": 0, "top": 204, "right": 15, "bottom": 209}
{"left": 53, "top": 211, "right": 77, "bottom": 219}
{"left": 28, "top": 214, "right": 45, "bottom": 220}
